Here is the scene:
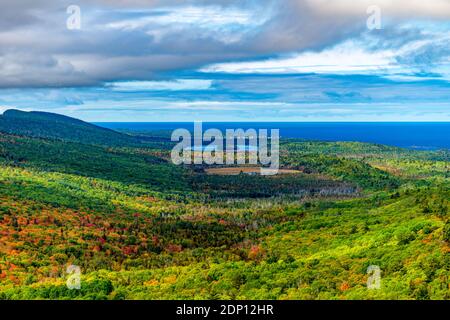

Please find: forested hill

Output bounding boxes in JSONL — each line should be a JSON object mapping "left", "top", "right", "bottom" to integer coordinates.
{"left": 0, "top": 110, "right": 448, "bottom": 299}
{"left": 0, "top": 109, "right": 136, "bottom": 146}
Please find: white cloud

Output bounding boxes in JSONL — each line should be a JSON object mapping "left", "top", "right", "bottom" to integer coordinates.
{"left": 1, "top": 1, "right": 449, "bottom": 87}
{"left": 106, "top": 5, "right": 270, "bottom": 43}
{"left": 109, "top": 79, "right": 212, "bottom": 91}
{"left": 307, "top": 0, "right": 450, "bottom": 19}
{"left": 29, "top": 99, "right": 450, "bottom": 122}
{"left": 202, "top": 35, "right": 450, "bottom": 82}
{"left": 106, "top": 6, "right": 260, "bottom": 29}
{"left": 202, "top": 40, "right": 398, "bottom": 74}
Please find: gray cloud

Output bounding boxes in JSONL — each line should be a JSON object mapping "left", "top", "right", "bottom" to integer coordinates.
{"left": 0, "top": 0, "right": 449, "bottom": 87}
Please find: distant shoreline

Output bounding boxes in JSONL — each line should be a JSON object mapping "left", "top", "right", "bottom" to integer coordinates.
{"left": 94, "top": 122, "right": 450, "bottom": 150}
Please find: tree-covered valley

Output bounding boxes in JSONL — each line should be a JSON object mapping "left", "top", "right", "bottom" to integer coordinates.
{"left": 0, "top": 110, "right": 448, "bottom": 300}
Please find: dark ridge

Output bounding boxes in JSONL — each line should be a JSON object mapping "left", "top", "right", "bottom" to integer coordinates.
{"left": 0, "top": 109, "right": 137, "bottom": 146}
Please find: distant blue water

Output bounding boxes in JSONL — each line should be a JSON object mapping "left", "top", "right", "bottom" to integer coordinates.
{"left": 94, "top": 122, "right": 450, "bottom": 150}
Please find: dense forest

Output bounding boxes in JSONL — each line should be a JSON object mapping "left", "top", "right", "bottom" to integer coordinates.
{"left": 0, "top": 110, "right": 448, "bottom": 300}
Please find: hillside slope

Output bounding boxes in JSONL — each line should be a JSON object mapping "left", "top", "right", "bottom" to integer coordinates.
{"left": 0, "top": 132, "right": 190, "bottom": 192}
{"left": 0, "top": 111, "right": 448, "bottom": 300}
{"left": 0, "top": 109, "right": 136, "bottom": 146}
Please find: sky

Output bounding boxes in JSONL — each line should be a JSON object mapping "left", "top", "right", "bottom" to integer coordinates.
{"left": 0, "top": 0, "right": 449, "bottom": 122}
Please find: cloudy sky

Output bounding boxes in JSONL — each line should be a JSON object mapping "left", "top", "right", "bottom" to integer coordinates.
{"left": 0, "top": 0, "right": 449, "bottom": 121}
